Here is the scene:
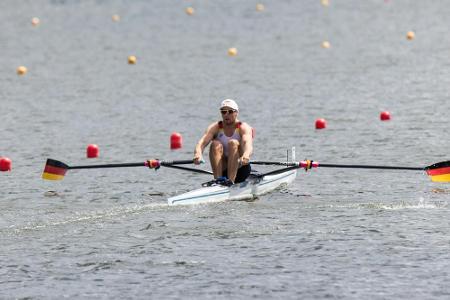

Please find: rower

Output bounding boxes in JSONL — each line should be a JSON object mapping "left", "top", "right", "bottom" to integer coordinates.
{"left": 193, "top": 99, "right": 253, "bottom": 184}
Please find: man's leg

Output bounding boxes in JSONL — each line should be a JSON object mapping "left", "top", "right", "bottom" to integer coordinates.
{"left": 209, "top": 140, "right": 224, "bottom": 179}
{"left": 227, "top": 140, "right": 240, "bottom": 182}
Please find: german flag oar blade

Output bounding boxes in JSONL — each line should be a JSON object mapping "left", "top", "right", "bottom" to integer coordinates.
{"left": 424, "top": 161, "right": 450, "bottom": 182}
{"left": 42, "top": 159, "right": 69, "bottom": 180}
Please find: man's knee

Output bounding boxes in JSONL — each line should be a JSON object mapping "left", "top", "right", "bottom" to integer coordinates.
{"left": 210, "top": 140, "right": 223, "bottom": 154}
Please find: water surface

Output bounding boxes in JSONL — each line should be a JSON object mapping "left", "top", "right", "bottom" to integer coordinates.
{"left": 1, "top": 0, "right": 450, "bottom": 298}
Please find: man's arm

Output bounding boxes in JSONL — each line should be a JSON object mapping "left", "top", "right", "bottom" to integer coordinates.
{"left": 193, "top": 123, "right": 218, "bottom": 165}
{"left": 239, "top": 123, "right": 253, "bottom": 165}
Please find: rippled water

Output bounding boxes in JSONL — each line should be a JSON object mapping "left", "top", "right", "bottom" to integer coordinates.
{"left": 1, "top": 0, "right": 450, "bottom": 298}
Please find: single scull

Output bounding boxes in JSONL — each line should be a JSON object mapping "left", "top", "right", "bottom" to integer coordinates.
{"left": 167, "top": 168, "right": 297, "bottom": 206}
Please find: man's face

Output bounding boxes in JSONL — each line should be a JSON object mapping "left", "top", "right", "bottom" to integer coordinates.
{"left": 220, "top": 107, "right": 238, "bottom": 125}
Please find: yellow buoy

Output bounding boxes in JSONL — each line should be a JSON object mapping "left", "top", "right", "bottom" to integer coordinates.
{"left": 256, "top": 4, "right": 265, "bottom": 11}
{"left": 321, "top": 41, "right": 331, "bottom": 49}
{"left": 17, "top": 66, "right": 28, "bottom": 75}
{"left": 185, "top": 7, "right": 195, "bottom": 15}
{"left": 227, "top": 47, "right": 238, "bottom": 56}
{"left": 321, "top": 0, "right": 329, "bottom": 7}
{"left": 31, "top": 17, "right": 40, "bottom": 26}
{"left": 128, "top": 56, "right": 137, "bottom": 64}
{"left": 112, "top": 14, "right": 120, "bottom": 22}
{"left": 406, "top": 31, "right": 415, "bottom": 40}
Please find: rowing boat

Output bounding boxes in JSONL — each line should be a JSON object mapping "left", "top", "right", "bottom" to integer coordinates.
{"left": 167, "top": 168, "right": 297, "bottom": 206}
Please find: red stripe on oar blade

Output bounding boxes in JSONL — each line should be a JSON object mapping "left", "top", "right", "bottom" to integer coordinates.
{"left": 426, "top": 166, "right": 450, "bottom": 176}
{"left": 43, "top": 165, "right": 67, "bottom": 176}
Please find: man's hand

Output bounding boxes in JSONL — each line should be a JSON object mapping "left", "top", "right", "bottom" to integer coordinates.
{"left": 193, "top": 154, "right": 203, "bottom": 165}
{"left": 240, "top": 156, "right": 250, "bottom": 166}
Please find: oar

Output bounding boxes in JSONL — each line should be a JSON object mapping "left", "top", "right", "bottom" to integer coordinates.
{"left": 256, "top": 165, "right": 300, "bottom": 178}
{"left": 251, "top": 160, "right": 422, "bottom": 170}
{"left": 161, "top": 164, "right": 213, "bottom": 175}
{"left": 42, "top": 158, "right": 201, "bottom": 180}
{"left": 251, "top": 160, "right": 450, "bottom": 182}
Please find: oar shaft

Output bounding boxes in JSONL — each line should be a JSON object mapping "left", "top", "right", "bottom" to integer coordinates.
{"left": 257, "top": 165, "right": 299, "bottom": 177}
{"left": 318, "top": 164, "right": 423, "bottom": 171}
{"left": 69, "top": 162, "right": 145, "bottom": 169}
{"left": 68, "top": 159, "right": 194, "bottom": 170}
{"left": 161, "top": 160, "right": 194, "bottom": 166}
{"left": 251, "top": 161, "right": 294, "bottom": 166}
{"left": 251, "top": 160, "right": 424, "bottom": 171}
{"left": 162, "top": 164, "right": 212, "bottom": 175}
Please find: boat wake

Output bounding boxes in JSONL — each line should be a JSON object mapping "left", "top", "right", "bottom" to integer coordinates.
{"left": 5, "top": 202, "right": 169, "bottom": 235}
{"left": 359, "top": 198, "right": 448, "bottom": 210}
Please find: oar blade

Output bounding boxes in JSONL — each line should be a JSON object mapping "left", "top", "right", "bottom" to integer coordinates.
{"left": 425, "top": 161, "right": 450, "bottom": 182}
{"left": 42, "top": 159, "right": 69, "bottom": 180}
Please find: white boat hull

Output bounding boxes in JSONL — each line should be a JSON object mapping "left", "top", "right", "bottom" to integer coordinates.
{"left": 168, "top": 169, "right": 297, "bottom": 206}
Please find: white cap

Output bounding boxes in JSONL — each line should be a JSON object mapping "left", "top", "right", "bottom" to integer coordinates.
{"left": 220, "top": 99, "right": 239, "bottom": 111}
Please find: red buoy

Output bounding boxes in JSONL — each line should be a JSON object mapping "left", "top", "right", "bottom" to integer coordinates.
{"left": 0, "top": 157, "right": 12, "bottom": 171}
{"left": 86, "top": 144, "right": 99, "bottom": 158}
{"left": 315, "top": 118, "right": 327, "bottom": 129}
{"left": 380, "top": 111, "right": 391, "bottom": 121}
{"left": 170, "top": 132, "right": 183, "bottom": 150}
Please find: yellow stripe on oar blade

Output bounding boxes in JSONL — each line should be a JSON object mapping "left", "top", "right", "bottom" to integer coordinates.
{"left": 429, "top": 174, "right": 450, "bottom": 182}
{"left": 42, "top": 159, "right": 69, "bottom": 180}
{"left": 42, "top": 172, "right": 65, "bottom": 180}
{"left": 425, "top": 161, "right": 450, "bottom": 183}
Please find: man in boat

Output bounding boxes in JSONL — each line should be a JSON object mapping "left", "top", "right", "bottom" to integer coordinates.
{"left": 193, "top": 99, "right": 253, "bottom": 184}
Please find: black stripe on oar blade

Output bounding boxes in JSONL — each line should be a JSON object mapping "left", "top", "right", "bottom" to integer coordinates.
{"left": 42, "top": 159, "right": 69, "bottom": 180}
{"left": 424, "top": 161, "right": 450, "bottom": 182}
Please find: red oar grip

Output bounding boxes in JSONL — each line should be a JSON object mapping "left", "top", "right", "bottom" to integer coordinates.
{"left": 299, "top": 160, "right": 319, "bottom": 170}
{"left": 146, "top": 159, "right": 161, "bottom": 169}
